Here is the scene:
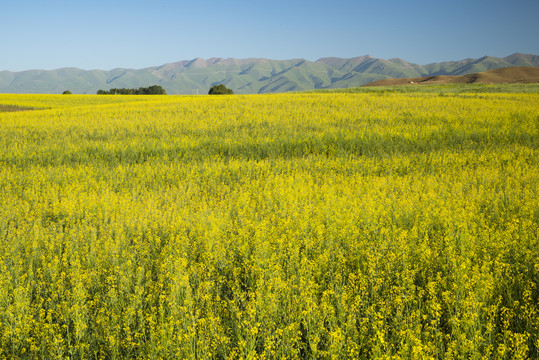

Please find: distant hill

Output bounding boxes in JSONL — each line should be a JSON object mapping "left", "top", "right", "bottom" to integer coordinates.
{"left": 363, "top": 66, "right": 539, "bottom": 87}
{"left": 1, "top": 53, "right": 538, "bottom": 94}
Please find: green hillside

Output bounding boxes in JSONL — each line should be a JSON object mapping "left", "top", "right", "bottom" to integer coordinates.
{"left": 0, "top": 53, "right": 537, "bottom": 94}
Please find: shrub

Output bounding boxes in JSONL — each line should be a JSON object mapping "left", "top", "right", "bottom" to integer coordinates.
{"left": 97, "top": 85, "right": 167, "bottom": 95}
{"left": 208, "top": 84, "right": 234, "bottom": 95}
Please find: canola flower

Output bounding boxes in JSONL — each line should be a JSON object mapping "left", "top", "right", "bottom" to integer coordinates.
{"left": 0, "top": 91, "right": 537, "bottom": 359}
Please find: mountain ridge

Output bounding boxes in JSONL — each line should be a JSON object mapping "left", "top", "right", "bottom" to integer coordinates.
{"left": 1, "top": 53, "right": 538, "bottom": 94}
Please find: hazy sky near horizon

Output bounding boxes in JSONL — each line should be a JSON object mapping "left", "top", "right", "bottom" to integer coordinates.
{"left": 2, "top": 0, "right": 538, "bottom": 71}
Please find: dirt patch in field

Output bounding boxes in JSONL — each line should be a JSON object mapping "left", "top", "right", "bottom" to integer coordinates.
{"left": 363, "top": 66, "right": 539, "bottom": 87}
{"left": 0, "top": 104, "right": 35, "bottom": 112}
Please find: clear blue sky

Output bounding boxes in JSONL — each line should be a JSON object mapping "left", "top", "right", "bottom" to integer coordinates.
{"left": 2, "top": 0, "right": 538, "bottom": 71}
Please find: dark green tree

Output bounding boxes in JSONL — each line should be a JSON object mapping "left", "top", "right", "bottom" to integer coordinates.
{"left": 97, "top": 85, "right": 167, "bottom": 95}
{"left": 62, "top": 90, "right": 72, "bottom": 95}
{"left": 208, "top": 84, "right": 233, "bottom": 95}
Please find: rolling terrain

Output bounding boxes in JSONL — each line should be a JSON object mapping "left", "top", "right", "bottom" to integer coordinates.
{"left": 0, "top": 53, "right": 538, "bottom": 94}
{"left": 364, "top": 66, "right": 539, "bottom": 87}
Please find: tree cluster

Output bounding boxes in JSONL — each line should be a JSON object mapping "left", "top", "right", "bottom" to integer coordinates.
{"left": 208, "top": 84, "right": 234, "bottom": 95}
{"left": 97, "top": 85, "right": 167, "bottom": 95}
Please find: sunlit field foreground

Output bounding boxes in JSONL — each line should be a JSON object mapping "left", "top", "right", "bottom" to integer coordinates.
{"left": 0, "top": 91, "right": 538, "bottom": 359}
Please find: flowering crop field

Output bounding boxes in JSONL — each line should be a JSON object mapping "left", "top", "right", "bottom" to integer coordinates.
{"left": 0, "top": 91, "right": 538, "bottom": 359}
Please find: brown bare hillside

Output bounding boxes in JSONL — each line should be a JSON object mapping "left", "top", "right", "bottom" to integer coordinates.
{"left": 364, "top": 66, "right": 539, "bottom": 87}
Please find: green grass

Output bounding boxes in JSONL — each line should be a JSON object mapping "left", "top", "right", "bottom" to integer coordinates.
{"left": 307, "top": 83, "right": 539, "bottom": 94}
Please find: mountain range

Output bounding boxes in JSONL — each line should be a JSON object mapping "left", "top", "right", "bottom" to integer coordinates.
{"left": 1, "top": 53, "right": 538, "bottom": 94}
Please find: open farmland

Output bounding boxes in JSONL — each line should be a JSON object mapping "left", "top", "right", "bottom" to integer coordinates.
{"left": 0, "top": 90, "right": 538, "bottom": 359}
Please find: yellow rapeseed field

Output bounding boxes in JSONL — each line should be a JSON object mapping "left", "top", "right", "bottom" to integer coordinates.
{"left": 0, "top": 91, "right": 537, "bottom": 359}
